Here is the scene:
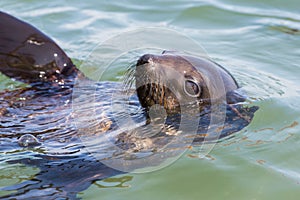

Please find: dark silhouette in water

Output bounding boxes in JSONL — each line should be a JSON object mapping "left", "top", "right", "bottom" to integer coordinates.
{"left": 0, "top": 11, "right": 257, "bottom": 199}
{"left": 2, "top": 155, "right": 122, "bottom": 199}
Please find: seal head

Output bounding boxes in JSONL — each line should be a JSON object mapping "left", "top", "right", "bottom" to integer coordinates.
{"left": 135, "top": 51, "right": 241, "bottom": 113}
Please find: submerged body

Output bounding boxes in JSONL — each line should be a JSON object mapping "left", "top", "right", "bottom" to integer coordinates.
{"left": 0, "top": 11, "right": 257, "bottom": 199}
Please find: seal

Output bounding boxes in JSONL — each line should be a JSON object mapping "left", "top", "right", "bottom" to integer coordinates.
{"left": 115, "top": 51, "right": 256, "bottom": 147}
{"left": 0, "top": 11, "right": 258, "bottom": 199}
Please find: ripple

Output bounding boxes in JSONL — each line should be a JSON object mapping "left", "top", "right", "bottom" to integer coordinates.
{"left": 209, "top": 0, "right": 300, "bottom": 22}
{"left": 20, "top": 7, "right": 78, "bottom": 17}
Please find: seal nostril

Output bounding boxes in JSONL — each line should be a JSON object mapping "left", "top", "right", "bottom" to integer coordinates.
{"left": 137, "top": 54, "right": 153, "bottom": 66}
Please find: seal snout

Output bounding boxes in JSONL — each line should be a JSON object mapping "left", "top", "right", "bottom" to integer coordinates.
{"left": 137, "top": 54, "right": 154, "bottom": 66}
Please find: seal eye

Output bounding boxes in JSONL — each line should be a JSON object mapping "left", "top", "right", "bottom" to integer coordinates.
{"left": 184, "top": 79, "right": 201, "bottom": 97}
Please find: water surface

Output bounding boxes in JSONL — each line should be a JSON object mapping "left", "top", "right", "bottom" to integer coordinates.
{"left": 1, "top": 0, "right": 300, "bottom": 199}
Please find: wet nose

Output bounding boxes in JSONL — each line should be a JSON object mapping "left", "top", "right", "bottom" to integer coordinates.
{"left": 137, "top": 54, "right": 153, "bottom": 66}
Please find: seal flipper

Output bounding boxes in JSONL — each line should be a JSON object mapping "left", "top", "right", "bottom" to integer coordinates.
{"left": 0, "top": 11, "right": 84, "bottom": 89}
{"left": 1, "top": 155, "right": 123, "bottom": 199}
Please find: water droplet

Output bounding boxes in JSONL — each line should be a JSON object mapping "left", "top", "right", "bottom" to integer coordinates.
{"left": 18, "top": 134, "right": 41, "bottom": 147}
{"left": 59, "top": 138, "right": 66, "bottom": 143}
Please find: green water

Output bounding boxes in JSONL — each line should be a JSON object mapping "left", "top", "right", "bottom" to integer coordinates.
{"left": 1, "top": 0, "right": 300, "bottom": 199}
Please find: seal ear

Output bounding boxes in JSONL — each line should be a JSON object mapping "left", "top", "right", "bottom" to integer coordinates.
{"left": 226, "top": 89, "right": 247, "bottom": 104}
{"left": 0, "top": 11, "right": 84, "bottom": 88}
